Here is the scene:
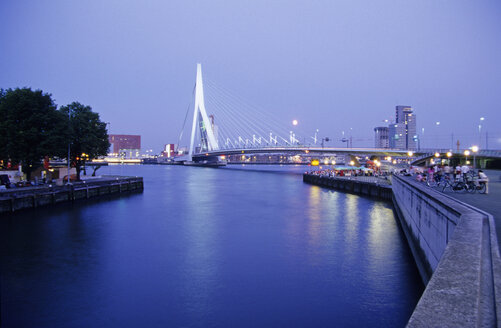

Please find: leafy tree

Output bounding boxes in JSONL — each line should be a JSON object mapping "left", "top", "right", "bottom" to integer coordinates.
{"left": 59, "top": 102, "right": 110, "bottom": 180}
{"left": 0, "top": 88, "right": 67, "bottom": 180}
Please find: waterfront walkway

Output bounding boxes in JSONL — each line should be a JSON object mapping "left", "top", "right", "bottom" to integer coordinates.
{"left": 443, "top": 170, "right": 501, "bottom": 247}
{"left": 0, "top": 175, "right": 137, "bottom": 197}
{"left": 0, "top": 175, "right": 143, "bottom": 213}
{"left": 305, "top": 172, "right": 392, "bottom": 185}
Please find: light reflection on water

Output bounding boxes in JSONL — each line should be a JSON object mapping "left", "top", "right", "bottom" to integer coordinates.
{"left": 0, "top": 164, "right": 423, "bottom": 327}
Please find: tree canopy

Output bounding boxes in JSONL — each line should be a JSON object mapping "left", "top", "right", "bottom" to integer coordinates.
{"left": 60, "top": 102, "right": 110, "bottom": 180}
{"left": 0, "top": 89, "right": 110, "bottom": 181}
{"left": 0, "top": 88, "right": 67, "bottom": 179}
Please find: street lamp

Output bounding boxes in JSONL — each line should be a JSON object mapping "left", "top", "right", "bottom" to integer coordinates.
{"left": 464, "top": 150, "right": 470, "bottom": 165}
{"left": 479, "top": 117, "right": 485, "bottom": 148}
{"left": 471, "top": 145, "right": 479, "bottom": 169}
{"left": 435, "top": 122, "right": 441, "bottom": 148}
{"left": 407, "top": 151, "right": 414, "bottom": 164}
{"left": 67, "top": 108, "right": 72, "bottom": 185}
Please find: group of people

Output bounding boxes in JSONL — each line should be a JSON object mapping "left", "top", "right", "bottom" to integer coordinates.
{"left": 308, "top": 168, "right": 384, "bottom": 178}
{"left": 410, "top": 164, "right": 489, "bottom": 194}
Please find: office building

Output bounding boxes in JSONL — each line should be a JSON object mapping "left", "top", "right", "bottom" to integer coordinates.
{"left": 374, "top": 127, "right": 389, "bottom": 148}
{"left": 390, "top": 106, "right": 417, "bottom": 150}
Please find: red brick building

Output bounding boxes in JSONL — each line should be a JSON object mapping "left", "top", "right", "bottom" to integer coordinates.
{"left": 109, "top": 135, "right": 141, "bottom": 154}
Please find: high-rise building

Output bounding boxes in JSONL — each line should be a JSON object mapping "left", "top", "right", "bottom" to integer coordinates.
{"left": 389, "top": 106, "right": 417, "bottom": 150}
{"left": 374, "top": 127, "right": 389, "bottom": 148}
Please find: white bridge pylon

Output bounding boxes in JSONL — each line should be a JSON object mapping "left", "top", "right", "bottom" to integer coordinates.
{"left": 189, "top": 63, "right": 219, "bottom": 159}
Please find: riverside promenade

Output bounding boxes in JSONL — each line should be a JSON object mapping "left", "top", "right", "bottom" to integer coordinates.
{"left": 304, "top": 171, "right": 501, "bottom": 327}
{"left": 0, "top": 176, "right": 143, "bottom": 213}
{"left": 444, "top": 170, "right": 501, "bottom": 248}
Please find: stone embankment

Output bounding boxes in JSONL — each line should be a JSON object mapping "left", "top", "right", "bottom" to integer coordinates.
{"left": 304, "top": 173, "right": 501, "bottom": 327}
{"left": 303, "top": 174, "right": 392, "bottom": 200}
{"left": 0, "top": 176, "right": 143, "bottom": 213}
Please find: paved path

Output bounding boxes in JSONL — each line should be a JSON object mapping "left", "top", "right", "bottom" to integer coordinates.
{"left": 0, "top": 175, "right": 137, "bottom": 197}
{"left": 443, "top": 170, "right": 501, "bottom": 246}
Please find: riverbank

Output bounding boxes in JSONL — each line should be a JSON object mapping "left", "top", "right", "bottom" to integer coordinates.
{"left": 0, "top": 176, "right": 143, "bottom": 213}
{"left": 303, "top": 172, "right": 501, "bottom": 327}
{"left": 303, "top": 174, "right": 392, "bottom": 200}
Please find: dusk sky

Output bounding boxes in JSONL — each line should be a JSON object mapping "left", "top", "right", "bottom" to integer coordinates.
{"left": 1, "top": 0, "right": 500, "bottom": 151}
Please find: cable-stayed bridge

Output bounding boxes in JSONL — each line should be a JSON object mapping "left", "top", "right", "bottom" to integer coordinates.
{"left": 176, "top": 64, "right": 501, "bottom": 166}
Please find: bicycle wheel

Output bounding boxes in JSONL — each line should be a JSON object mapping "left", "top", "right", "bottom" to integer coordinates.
{"left": 467, "top": 182, "right": 476, "bottom": 193}
{"left": 442, "top": 181, "right": 453, "bottom": 193}
{"left": 454, "top": 182, "right": 467, "bottom": 193}
{"left": 478, "top": 183, "right": 487, "bottom": 194}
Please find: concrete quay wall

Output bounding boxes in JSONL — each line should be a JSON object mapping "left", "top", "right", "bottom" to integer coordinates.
{"left": 0, "top": 177, "right": 144, "bottom": 214}
{"left": 392, "top": 175, "right": 501, "bottom": 327}
{"left": 304, "top": 173, "right": 501, "bottom": 327}
{"left": 302, "top": 174, "right": 392, "bottom": 200}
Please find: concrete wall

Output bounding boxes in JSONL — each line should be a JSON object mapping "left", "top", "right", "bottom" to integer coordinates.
{"left": 303, "top": 174, "right": 392, "bottom": 200}
{"left": 392, "top": 175, "right": 501, "bottom": 327}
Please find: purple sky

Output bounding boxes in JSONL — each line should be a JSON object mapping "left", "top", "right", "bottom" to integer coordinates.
{"left": 1, "top": 0, "right": 500, "bottom": 151}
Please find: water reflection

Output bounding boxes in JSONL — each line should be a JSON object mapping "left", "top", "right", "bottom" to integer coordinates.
{"left": 344, "top": 194, "right": 360, "bottom": 253}
{"left": 307, "top": 186, "right": 322, "bottom": 252}
{"left": 0, "top": 165, "right": 423, "bottom": 327}
{"left": 182, "top": 168, "right": 219, "bottom": 318}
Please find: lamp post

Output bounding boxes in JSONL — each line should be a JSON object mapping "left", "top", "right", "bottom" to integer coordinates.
{"left": 421, "top": 128, "right": 425, "bottom": 149}
{"left": 435, "top": 122, "right": 440, "bottom": 149}
{"left": 446, "top": 151, "right": 452, "bottom": 165}
{"left": 407, "top": 151, "right": 414, "bottom": 164}
{"left": 321, "top": 137, "right": 330, "bottom": 148}
{"left": 471, "top": 146, "right": 479, "bottom": 169}
{"left": 478, "top": 117, "right": 485, "bottom": 148}
{"left": 67, "top": 108, "right": 72, "bottom": 185}
{"left": 464, "top": 150, "right": 470, "bottom": 166}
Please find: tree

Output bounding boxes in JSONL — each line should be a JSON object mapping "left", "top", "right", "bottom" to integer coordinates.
{"left": 59, "top": 102, "right": 110, "bottom": 181}
{"left": 0, "top": 88, "right": 68, "bottom": 180}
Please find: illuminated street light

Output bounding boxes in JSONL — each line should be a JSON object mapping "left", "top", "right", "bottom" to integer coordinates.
{"left": 407, "top": 151, "right": 414, "bottom": 157}
{"left": 446, "top": 152, "right": 452, "bottom": 157}
{"left": 434, "top": 152, "right": 440, "bottom": 158}
{"left": 472, "top": 146, "right": 479, "bottom": 169}
{"left": 478, "top": 117, "right": 485, "bottom": 148}
{"left": 292, "top": 119, "right": 298, "bottom": 126}
{"left": 464, "top": 150, "right": 470, "bottom": 156}
{"left": 349, "top": 160, "right": 355, "bottom": 166}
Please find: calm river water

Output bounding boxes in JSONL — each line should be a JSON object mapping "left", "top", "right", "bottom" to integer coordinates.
{"left": 1, "top": 164, "right": 423, "bottom": 327}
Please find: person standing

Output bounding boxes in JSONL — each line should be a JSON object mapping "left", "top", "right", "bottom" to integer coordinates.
{"left": 478, "top": 170, "right": 489, "bottom": 194}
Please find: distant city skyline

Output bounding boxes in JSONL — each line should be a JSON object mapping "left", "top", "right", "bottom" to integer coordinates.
{"left": 1, "top": 0, "right": 500, "bottom": 152}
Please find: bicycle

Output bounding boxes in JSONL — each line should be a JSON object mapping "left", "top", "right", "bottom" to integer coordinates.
{"left": 441, "top": 176, "right": 456, "bottom": 193}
